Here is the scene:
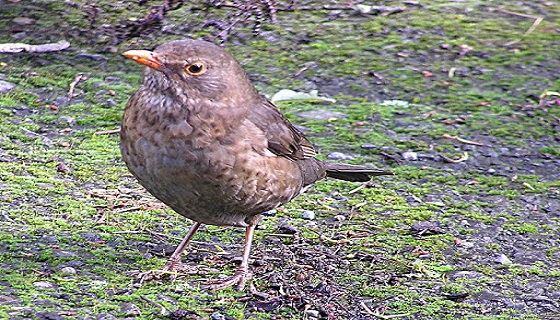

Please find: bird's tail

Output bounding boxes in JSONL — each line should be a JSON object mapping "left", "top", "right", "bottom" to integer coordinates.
{"left": 325, "top": 162, "right": 393, "bottom": 182}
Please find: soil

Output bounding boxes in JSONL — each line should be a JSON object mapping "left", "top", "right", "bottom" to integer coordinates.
{"left": 0, "top": 1, "right": 559, "bottom": 319}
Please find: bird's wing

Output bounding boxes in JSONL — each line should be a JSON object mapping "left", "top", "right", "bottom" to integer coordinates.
{"left": 247, "top": 99, "right": 316, "bottom": 160}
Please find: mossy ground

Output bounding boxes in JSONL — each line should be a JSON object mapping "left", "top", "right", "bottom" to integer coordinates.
{"left": 0, "top": 1, "right": 559, "bottom": 319}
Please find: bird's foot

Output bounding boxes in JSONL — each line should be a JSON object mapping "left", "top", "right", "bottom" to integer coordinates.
{"left": 133, "top": 258, "right": 185, "bottom": 284}
{"left": 204, "top": 267, "right": 251, "bottom": 291}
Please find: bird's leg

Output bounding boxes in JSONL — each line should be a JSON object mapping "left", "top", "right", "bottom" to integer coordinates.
{"left": 161, "top": 221, "right": 201, "bottom": 272}
{"left": 137, "top": 222, "right": 201, "bottom": 283}
{"left": 206, "top": 224, "right": 256, "bottom": 291}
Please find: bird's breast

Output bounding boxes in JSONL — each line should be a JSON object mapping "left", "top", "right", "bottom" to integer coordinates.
{"left": 120, "top": 90, "right": 306, "bottom": 226}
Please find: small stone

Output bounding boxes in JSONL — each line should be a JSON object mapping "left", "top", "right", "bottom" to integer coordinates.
{"left": 327, "top": 152, "right": 355, "bottom": 161}
{"left": 120, "top": 302, "right": 141, "bottom": 317}
{"left": 80, "top": 232, "right": 102, "bottom": 242}
{"left": 211, "top": 312, "right": 226, "bottom": 320}
{"left": 333, "top": 214, "right": 346, "bottom": 222}
{"left": 301, "top": 210, "right": 316, "bottom": 220}
{"left": 54, "top": 96, "right": 71, "bottom": 106}
{"left": 494, "top": 253, "right": 512, "bottom": 265}
{"left": 295, "top": 110, "right": 347, "bottom": 120}
{"left": 36, "top": 183, "right": 56, "bottom": 189}
{"left": 12, "top": 32, "right": 27, "bottom": 40}
{"left": 487, "top": 168, "right": 496, "bottom": 174}
{"left": 277, "top": 223, "right": 298, "bottom": 234}
{"left": 360, "top": 144, "right": 378, "bottom": 150}
{"left": 385, "top": 129, "right": 397, "bottom": 137}
{"left": 402, "top": 150, "right": 418, "bottom": 161}
{"left": 60, "top": 266, "right": 77, "bottom": 275}
{"left": 104, "top": 99, "right": 117, "bottom": 108}
{"left": 262, "top": 209, "right": 277, "bottom": 216}
{"left": 305, "top": 309, "right": 320, "bottom": 318}
{"left": 487, "top": 151, "right": 499, "bottom": 158}
{"left": 33, "top": 299, "right": 55, "bottom": 307}
{"left": 162, "top": 24, "right": 176, "bottom": 33}
{"left": 0, "top": 80, "right": 16, "bottom": 94}
{"left": 35, "top": 312, "right": 64, "bottom": 320}
{"left": 96, "top": 313, "right": 116, "bottom": 320}
{"left": 56, "top": 116, "right": 76, "bottom": 127}
{"left": 457, "top": 241, "right": 475, "bottom": 249}
{"left": 52, "top": 250, "right": 78, "bottom": 258}
{"left": 13, "top": 17, "right": 36, "bottom": 25}
{"left": 75, "top": 53, "right": 109, "bottom": 62}
{"left": 90, "top": 280, "right": 107, "bottom": 288}
{"left": 33, "top": 281, "right": 55, "bottom": 290}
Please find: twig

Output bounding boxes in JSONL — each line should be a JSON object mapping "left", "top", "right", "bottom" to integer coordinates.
{"left": 441, "top": 152, "right": 469, "bottom": 164}
{"left": 442, "top": 134, "right": 485, "bottom": 146}
{"left": 94, "top": 129, "right": 121, "bottom": 135}
{"left": 494, "top": 8, "right": 544, "bottom": 46}
{"left": 68, "top": 74, "right": 87, "bottom": 98}
{"left": 380, "top": 151, "right": 403, "bottom": 164}
{"left": 140, "top": 295, "right": 169, "bottom": 316}
{"left": 114, "top": 206, "right": 142, "bottom": 214}
{"left": 348, "top": 183, "right": 367, "bottom": 194}
{"left": 494, "top": 8, "right": 536, "bottom": 19}
{"left": 360, "top": 301, "right": 411, "bottom": 319}
{"left": 290, "top": 66, "right": 309, "bottom": 77}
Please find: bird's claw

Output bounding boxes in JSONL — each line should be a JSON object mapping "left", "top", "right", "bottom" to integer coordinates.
{"left": 132, "top": 259, "right": 185, "bottom": 284}
{"left": 204, "top": 268, "right": 251, "bottom": 291}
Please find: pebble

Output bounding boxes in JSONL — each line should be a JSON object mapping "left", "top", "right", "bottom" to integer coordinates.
{"left": 60, "top": 266, "right": 77, "bottom": 275}
{"left": 96, "top": 313, "right": 116, "bottom": 320}
{"left": 327, "top": 152, "right": 355, "bottom": 161}
{"left": 56, "top": 116, "right": 77, "bottom": 127}
{"left": 35, "top": 312, "right": 64, "bottom": 320}
{"left": 360, "top": 144, "right": 378, "bottom": 150}
{"left": 12, "top": 17, "right": 36, "bottom": 25}
{"left": 104, "top": 99, "right": 117, "bottom": 108}
{"left": 333, "top": 214, "right": 346, "bottom": 222}
{"left": 33, "top": 281, "right": 55, "bottom": 290}
{"left": 301, "top": 210, "right": 316, "bottom": 220}
{"left": 0, "top": 80, "right": 16, "bottom": 94}
{"left": 89, "top": 280, "right": 108, "bottom": 288}
{"left": 54, "top": 96, "right": 71, "bottom": 106}
{"left": 52, "top": 250, "right": 78, "bottom": 258}
{"left": 211, "top": 312, "right": 226, "bottom": 320}
{"left": 295, "top": 110, "right": 347, "bottom": 120}
{"left": 305, "top": 310, "right": 320, "bottom": 318}
{"left": 494, "top": 253, "right": 512, "bottom": 265}
{"left": 80, "top": 232, "right": 102, "bottom": 242}
{"left": 120, "top": 302, "right": 141, "bottom": 317}
{"left": 12, "top": 32, "right": 27, "bottom": 40}
{"left": 458, "top": 241, "right": 475, "bottom": 249}
{"left": 402, "top": 150, "right": 418, "bottom": 161}
{"left": 75, "top": 53, "right": 109, "bottom": 62}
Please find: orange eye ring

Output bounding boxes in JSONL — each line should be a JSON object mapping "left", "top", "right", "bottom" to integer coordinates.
{"left": 185, "top": 62, "right": 207, "bottom": 75}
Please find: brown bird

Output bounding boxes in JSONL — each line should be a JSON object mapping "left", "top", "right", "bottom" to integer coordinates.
{"left": 121, "top": 39, "right": 392, "bottom": 290}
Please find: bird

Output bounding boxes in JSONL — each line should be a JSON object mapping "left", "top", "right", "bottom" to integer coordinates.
{"left": 120, "top": 39, "right": 392, "bottom": 290}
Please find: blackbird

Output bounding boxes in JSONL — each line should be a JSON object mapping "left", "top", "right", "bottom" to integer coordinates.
{"left": 121, "top": 39, "right": 392, "bottom": 290}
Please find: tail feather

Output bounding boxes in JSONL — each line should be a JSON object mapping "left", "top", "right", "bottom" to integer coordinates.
{"left": 325, "top": 162, "right": 393, "bottom": 182}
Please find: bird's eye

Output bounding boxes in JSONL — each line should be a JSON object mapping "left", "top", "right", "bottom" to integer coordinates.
{"left": 185, "top": 62, "right": 207, "bottom": 75}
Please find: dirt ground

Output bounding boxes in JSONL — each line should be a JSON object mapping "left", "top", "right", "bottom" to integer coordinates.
{"left": 0, "top": 1, "right": 559, "bottom": 319}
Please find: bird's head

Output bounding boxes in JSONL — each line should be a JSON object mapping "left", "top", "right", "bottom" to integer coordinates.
{"left": 123, "top": 40, "right": 257, "bottom": 104}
